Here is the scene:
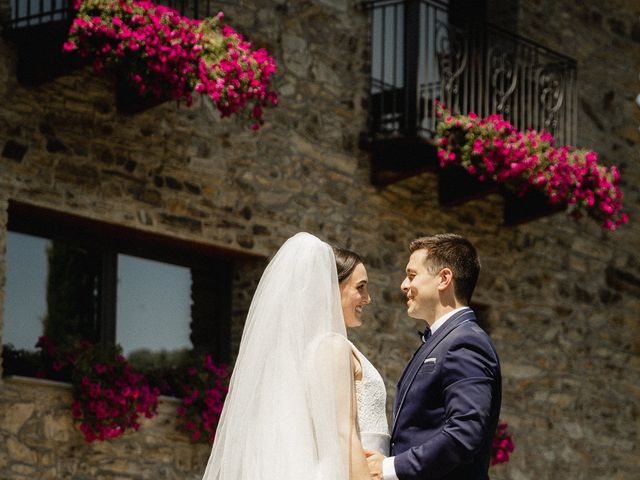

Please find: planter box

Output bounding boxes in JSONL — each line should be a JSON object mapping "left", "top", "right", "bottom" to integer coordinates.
{"left": 116, "top": 74, "right": 171, "bottom": 114}
{"left": 438, "top": 165, "right": 498, "bottom": 207}
{"left": 366, "top": 136, "right": 438, "bottom": 186}
{"left": 503, "top": 188, "right": 566, "bottom": 225}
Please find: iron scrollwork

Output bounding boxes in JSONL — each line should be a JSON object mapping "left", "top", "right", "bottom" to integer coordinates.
{"left": 435, "top": 21, "right": 468, "bottom": 98}
{"left": 487, "top": 44, "right": 518, "bottom": 116}
{"left": 538, "top": 68, "right": 564, "bottom": 134}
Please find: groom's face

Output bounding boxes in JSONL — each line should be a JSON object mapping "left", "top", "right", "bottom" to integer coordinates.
{"left": 401, "top": 249, "right": 440, "bottom": 322}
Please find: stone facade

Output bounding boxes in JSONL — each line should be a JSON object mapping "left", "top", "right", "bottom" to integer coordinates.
{"left": 0, "top": 0, "right": 638, "bottom": 479}
{"left": 0, "top": 376, "right": 212, "bottom": 479}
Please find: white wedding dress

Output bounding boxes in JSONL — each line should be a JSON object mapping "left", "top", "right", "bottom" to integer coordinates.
{"left": 202, "top": 233, "right": 389, "bottom": 480}
{"left": 352, "top": 343, "right": 391, "bottom": 456}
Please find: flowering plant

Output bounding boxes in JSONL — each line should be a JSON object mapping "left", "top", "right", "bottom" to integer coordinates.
{"left": 175, "top": 352, "right": 229, "bottom": 443}
{"left": 435, "top": 104, "right": 628, "bottom": 230}
{"left": 63, "top": 0, "right": 277, "bottom": 129}
{"left": 491, "top": 421, "right": 515, "bottom": 466}
{"left": 36, "top": 336, "right": 160, "bottom": 442}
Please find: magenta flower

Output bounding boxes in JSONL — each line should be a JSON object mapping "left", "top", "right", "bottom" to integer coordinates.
{"left": 65, "top": 0, "right": 277, "bottom": 129}
{"left": 89, "top": 383, "right": 101, "bottom": 398}
{"left": 436, "top": 105, "right": 628, "bottom": 231}
{"left": 36, "top": 337, "right": 159, "bottom": 444}
{"left": 177, "top": 354, "right": 229, "bottom": 443}
{"left": 491, "top": 421, "right": 515, "bottom": 466}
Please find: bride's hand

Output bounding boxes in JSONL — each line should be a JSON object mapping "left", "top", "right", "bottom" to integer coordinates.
{"left": 364, "top": 450, "right": 385, "bottom": 480}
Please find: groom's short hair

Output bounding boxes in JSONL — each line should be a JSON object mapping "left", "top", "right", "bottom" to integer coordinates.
{"left": 409, "top": 233, "right": 480, "bottom": 305}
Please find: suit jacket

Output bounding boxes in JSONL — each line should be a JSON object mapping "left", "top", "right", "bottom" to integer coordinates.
{"left": 391, "top": 308, "right": 501, "bottom": 480}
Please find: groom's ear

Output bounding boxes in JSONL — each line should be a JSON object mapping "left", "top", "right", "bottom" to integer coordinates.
{"left": 437, "top": 267, "right": 454, "bottom": 291}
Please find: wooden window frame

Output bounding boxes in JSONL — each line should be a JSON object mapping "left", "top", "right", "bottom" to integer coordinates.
{"left": 5, "top": 200, "right": 246, "bottom": 363}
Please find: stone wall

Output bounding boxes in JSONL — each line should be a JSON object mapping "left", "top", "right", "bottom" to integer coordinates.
{"left": 0, "top": 377, "right": 212, "bottom": 479}
{"left": 230, "top": 257, "right": 267, "bottom": 355}
{"left": 485, "top": 1, "right": 640, "bottom": 478}
{"left": 0, "top": 0, "right": 638, "bottom": 478}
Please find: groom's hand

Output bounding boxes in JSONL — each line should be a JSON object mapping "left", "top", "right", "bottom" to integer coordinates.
{"left": 364, "top": 450, "right": 385, "bottom": 480}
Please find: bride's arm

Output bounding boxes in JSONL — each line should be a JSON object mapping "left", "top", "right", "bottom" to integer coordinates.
{"left": 306, "top": 334, "right": 371, "bottom": 480}
{"left": 348, "top": 351, "right": 372, "bottom": 480}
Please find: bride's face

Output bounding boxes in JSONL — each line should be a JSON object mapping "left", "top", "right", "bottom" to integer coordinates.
{"left": 339, "top": 262, "right": 371, "bottom": 328}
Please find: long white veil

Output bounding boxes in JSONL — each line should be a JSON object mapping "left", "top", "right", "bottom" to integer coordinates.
{"left": 202, "top": 232, "right": 353, "bottom": 480}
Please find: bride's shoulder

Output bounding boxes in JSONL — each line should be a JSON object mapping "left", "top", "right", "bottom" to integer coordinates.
{"left": 304, "top": 333, "right": 353, "bottom": 369}
{"left": 310, "top": 332, "right": 351, "bottom": 351}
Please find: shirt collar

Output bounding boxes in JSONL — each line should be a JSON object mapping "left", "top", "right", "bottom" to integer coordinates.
{"left": 429, "top": 306, "right": 470, "bottom": 335}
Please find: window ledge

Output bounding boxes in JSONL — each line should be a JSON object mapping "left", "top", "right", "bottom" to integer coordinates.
{"left": 2, "top": 374, "right": 72, "bottom": 390}
{"left": 1, "top": 375, "right": 181, "bottom": 404}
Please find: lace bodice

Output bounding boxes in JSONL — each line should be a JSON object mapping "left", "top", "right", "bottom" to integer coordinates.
{"left": 351, "top": 343, "right": 390, "bottom": 455}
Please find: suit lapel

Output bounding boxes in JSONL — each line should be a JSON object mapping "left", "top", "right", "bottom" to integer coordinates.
{"left": 395, "top": 339, "right": 425, "bottom": 392}
{"left": 393, "top": 341, "right": 427, "bottom": 416}
{"left": 392, "top": 309, "right": 476, "bottom": 433}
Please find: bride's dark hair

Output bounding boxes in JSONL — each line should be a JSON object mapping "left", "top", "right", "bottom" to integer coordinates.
{"left": 332, "top": 246, "right": 364, "bottom": 283}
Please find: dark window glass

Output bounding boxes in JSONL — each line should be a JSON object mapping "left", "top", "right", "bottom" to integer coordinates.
{"left": 2, "top": 212, "right": 232, "bottom": 379}
{"left": 3, "top": 231, "right": 49, "bottom": 351}
{"left": 3, "top": 232, "right": 100, "bottom": 350}
{"left": 117, "top": 254, "right": 193, "bottom": 357}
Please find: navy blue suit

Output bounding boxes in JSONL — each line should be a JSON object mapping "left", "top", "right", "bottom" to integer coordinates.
{"left": 391, "top": 308, "right": 501, "bottom": 480}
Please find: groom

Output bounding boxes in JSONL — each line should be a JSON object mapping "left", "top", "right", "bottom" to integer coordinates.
{"left": 367, "top": 234, "right": 501, "bottom": 480}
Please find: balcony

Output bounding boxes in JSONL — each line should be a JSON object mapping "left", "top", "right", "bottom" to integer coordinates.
{"left": 362, "top": 0, "right": 578, "bottom": 224}
{"left": 3, "top": 0, "right": 221, "bottom": 87}
{"left": 3, "top": 0, "right": 79, "bottom": 86}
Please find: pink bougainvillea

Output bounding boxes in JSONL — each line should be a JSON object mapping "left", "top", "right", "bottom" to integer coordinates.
{"left": 491, "top": 421, "right": 515, "bottom": 466}
{"left": 36, "top": 336, "right": 160, "bottom": 442}
{"left": 64, "top": 0, "right": 277, "bottom": 128}
{"left": 436, "top": 104, "right": 628, "bottom": 230}
{"left": 34, "top": 336, "right": 230, "bottom": 444}
{"left": 176, "top": 352, "right": 229, "bottom": 443}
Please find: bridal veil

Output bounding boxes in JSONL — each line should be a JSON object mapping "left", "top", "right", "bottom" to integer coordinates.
{"left": 202, "top": 232, "right": 354, "bottom": 480}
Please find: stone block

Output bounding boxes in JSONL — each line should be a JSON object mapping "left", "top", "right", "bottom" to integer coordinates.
{"left": 9, "top": 462, "right": 39, "bottom": 477}
{"left": 0, "top": 402, "right": 34, "bottom": 434}
{"left": 2, "top": 140, "right": 28, "bottom": 162}
{"left": 43, "top": 413, "right": 71, "bottom": 442}
{"left": 7, "top": 437, "right": 38, "bottom": 464}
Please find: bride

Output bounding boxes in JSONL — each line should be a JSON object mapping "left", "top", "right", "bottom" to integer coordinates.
{"left": 201, "top": 233, "right": 389, "bottom": 479}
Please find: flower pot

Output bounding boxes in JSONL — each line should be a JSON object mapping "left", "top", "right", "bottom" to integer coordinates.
{"left": 115, "top": 73, "right": 171, "bottom": 114}
{"left": 438, "top": 165, "right": 498, "bottom": 207}
{"left": 368, "top": 137, "right": 439, "bottom": 186}
{"left": 502, "top": 187, "right": 566, "bottom": 225}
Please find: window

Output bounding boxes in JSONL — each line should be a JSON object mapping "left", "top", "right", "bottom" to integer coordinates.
{"left": 2, "top": 202, "right": 234, "bottom": 379}
{"left": 366, "top": 0, "right": 576, "bottom": 144}
{"left": 367, "top": 0, "right": 489, "bottom": 135}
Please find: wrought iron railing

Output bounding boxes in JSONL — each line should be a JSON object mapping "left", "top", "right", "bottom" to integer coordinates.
{"left": 155, "top": 0, "right": 222, "bottom": 19}
{"left": 8, "top": 0, "right": 74, "bottom": 28}
{"left": 6, "top": 0, "right": 224, "bottom": 29}
{"left": 365, "top": 0, "right": 578, "bottom": 145}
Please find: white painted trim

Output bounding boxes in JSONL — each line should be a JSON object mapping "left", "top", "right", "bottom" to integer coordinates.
{"left": 1, "top": 375, "right": 182, "bottom": 404}
{"left": 2, "top": 375, "right": 72, "bottom": 390}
